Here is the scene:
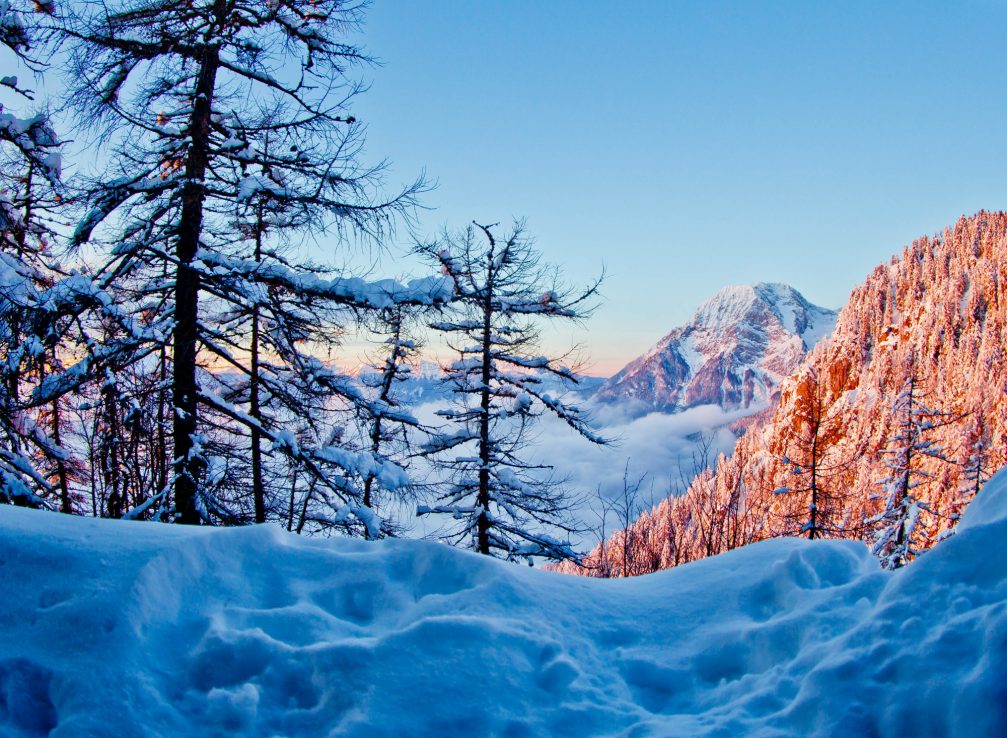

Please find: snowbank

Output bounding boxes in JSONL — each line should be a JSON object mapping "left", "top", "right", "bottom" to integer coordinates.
{"left": 3, "top": 472, "right": 1007, "bottom": 737}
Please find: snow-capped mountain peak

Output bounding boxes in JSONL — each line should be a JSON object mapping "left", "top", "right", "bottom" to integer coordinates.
{"left": 596, "top": 282, "right": 837, "bottom": 414}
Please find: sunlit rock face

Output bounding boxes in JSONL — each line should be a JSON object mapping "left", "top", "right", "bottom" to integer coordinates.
{"left": 596, "top": 283, "right": 837, "bottom": 414}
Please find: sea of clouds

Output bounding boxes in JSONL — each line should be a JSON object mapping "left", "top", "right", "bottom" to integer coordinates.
{"left": 403, "top": 398, "right": 754, "bottom": 550}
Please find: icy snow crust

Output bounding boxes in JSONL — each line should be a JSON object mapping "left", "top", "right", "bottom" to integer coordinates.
{"left": 4, "top": 474, "right": 1007, "bottom": 736}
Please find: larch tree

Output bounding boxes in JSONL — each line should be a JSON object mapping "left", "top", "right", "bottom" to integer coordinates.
{"left": 612, "top": 464, "right": 646, "bottom": 577}
{"left": 774, "top": 366, "right": 852, "bottom": 540}
{"left": 51, "top": 0, "right": 446, "bottom": 526}
{"left": 954, "top": 404, "right": 996, "bottom": 527}
{"left": 960, "top": 401, "right": 995, "bottom": 500}
{"left": 869, "top": 350, "right": 955, "bottom": 569}
{"left": 416, "top": 221, "right": 605, "bottom": 563}
{"left": 0, "top": 0, "right": 72, "bottom": 510}
{"left": 355, "top": 305, "right": 426, "bottom": 533}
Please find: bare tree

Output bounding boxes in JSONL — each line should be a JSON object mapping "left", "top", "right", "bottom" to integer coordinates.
{"left": 355, "top": 305, "right": 427, "bottom": 534}
{"left": 612, "top": 463, "right": 647, "bottom": 576}
{"left": 417, "top": 221, "right": 605, "bottom": 562}
{"left": 869, "top": 351, "right": 956, "bottom": 568}
{"left": 0, "top": 0, "right": 72, "bottom": 509}
{"left": 51, "top": 0, "right": 440, "bottom": 527}
{"left": 774, "top": 366, "right": 852, "bottom": 540}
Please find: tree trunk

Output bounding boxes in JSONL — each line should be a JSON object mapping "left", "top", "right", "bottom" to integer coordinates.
{"left": 288, "top": 467, "right": 298, "bottom": 532}
{"left": 250, "top": 203, "right": 265, "bottom": 523}
{"left": 363, "top": 311, "right": 403, "bottom": 520}
{"left": 51, "top": 395, "right": 71, "bottom": 513}
{"left": 102, "top": 386, "right": 123, "bottom": 518}
{"left": 363, "top": 416, "right": 380, "bottom": 512}
{"left": 173, "top": 31, "right": 223, "bottom": 525}
{"left": 892, "top": 372, "right": 915, "bottom": 558}
{"left": 809, "top": 409, "right": 819, "bottom": 540}
{"left": 476, "top": 252, "right": 495, "bottom": 555}
{"left": 157, "top": 265, "right": 169, "bottom": 505}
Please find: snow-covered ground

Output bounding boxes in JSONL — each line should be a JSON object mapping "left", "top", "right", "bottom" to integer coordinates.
{"left": 4, "top": 472, "right": 1007, "bottom": 737}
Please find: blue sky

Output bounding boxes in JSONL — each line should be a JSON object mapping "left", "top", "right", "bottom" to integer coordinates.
{"left": 350, "top": 1, "right": 1007, "bottom": 374}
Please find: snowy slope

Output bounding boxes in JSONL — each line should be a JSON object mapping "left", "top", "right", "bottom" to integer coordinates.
{"left": 596, "top": 283, "right": 837, "bottom": 415}
{"left": 3, "top": 470, "right": 1007, "bottom": 737}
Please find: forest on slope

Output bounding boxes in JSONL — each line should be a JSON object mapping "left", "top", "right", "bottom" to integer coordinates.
{"left": 560, "top": 211, "right": 1007, "bottom": 576}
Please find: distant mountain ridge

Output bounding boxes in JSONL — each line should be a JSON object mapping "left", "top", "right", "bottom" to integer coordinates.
{"left": 561, "top": 210, "right": 1007, "bottom": 578}
{"left": 596, "top": 282, "right": 836, "bottom": 414}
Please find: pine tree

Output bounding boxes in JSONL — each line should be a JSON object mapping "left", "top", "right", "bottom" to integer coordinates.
{"left": 416, "top": 221, "right": 605, "bottom": 562}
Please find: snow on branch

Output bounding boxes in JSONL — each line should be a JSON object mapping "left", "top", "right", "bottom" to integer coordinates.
{"left": 195, "top": 248, "right": 453, "bottom": 309}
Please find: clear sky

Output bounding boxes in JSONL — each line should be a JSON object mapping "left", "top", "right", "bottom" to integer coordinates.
{"left": 348, "top": 0, "right": 1007, "bottom": 375}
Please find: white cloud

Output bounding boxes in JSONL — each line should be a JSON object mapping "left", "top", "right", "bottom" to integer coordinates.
{"left": 399, "top": 399, "right": 749, "bottom": 550}
{"left": 526, "top": 404, "right": 746, "bottom": 547}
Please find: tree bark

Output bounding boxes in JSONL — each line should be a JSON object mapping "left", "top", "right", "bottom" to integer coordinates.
{"left": 476, "top": 248, "right": 495, "bottom": 555}
{"left": 52, "top": 396, "right": 71, "bottom": 513}
{"left": 173, "top": 29, "right": 223, "bottom": 525}
{"left": 809, "top": 396, "right": 820, "bottom": 540}
{"left": 363, "top": 311, "right": 403, "bottom": 518}
{"left": 250, "top": 203, "right": 265, "bottom": 524}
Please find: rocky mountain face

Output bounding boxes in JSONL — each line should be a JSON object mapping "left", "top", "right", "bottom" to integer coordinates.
{"left": 561, "top": 211, "right": 1007, "bottom": 578}
{"left": 595, "top": 283, "right": 836, "bottom": 414}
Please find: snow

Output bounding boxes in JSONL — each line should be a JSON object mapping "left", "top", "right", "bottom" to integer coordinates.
{"left": 42, "top": 152, "right": 61, "bottom": 181}
{"left": 692, "top": 284, "right": 761, "bottom": 330}
{"left": 675, "top": 334, "right": 705, "bottom": 375}
{"left": 4, "top": 469, "right": 1007, "bottom": 736}
{"left": 235, "top": 174, "right": 289, "bottom": 203}
{"left": 753, "top": 282, "right": 835, "bottom": 350}
{"left": 194, "top": 249, "right": 454, "bottom": 309}
{"left": 0, "top": 110, "right": 60, "bottom": 183}
{"left": 597, "top": 282, "right": 837, "bottom": 415}
{"left": 797, "top": 304, "right": 837, "bottom": 350}
{"left": 757, "top": 282, "right": 801, "bottom": 334}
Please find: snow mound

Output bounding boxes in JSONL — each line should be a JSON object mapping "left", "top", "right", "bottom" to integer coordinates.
{"left": 3, "top": 471, "right": 1007, "bottom": 736}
